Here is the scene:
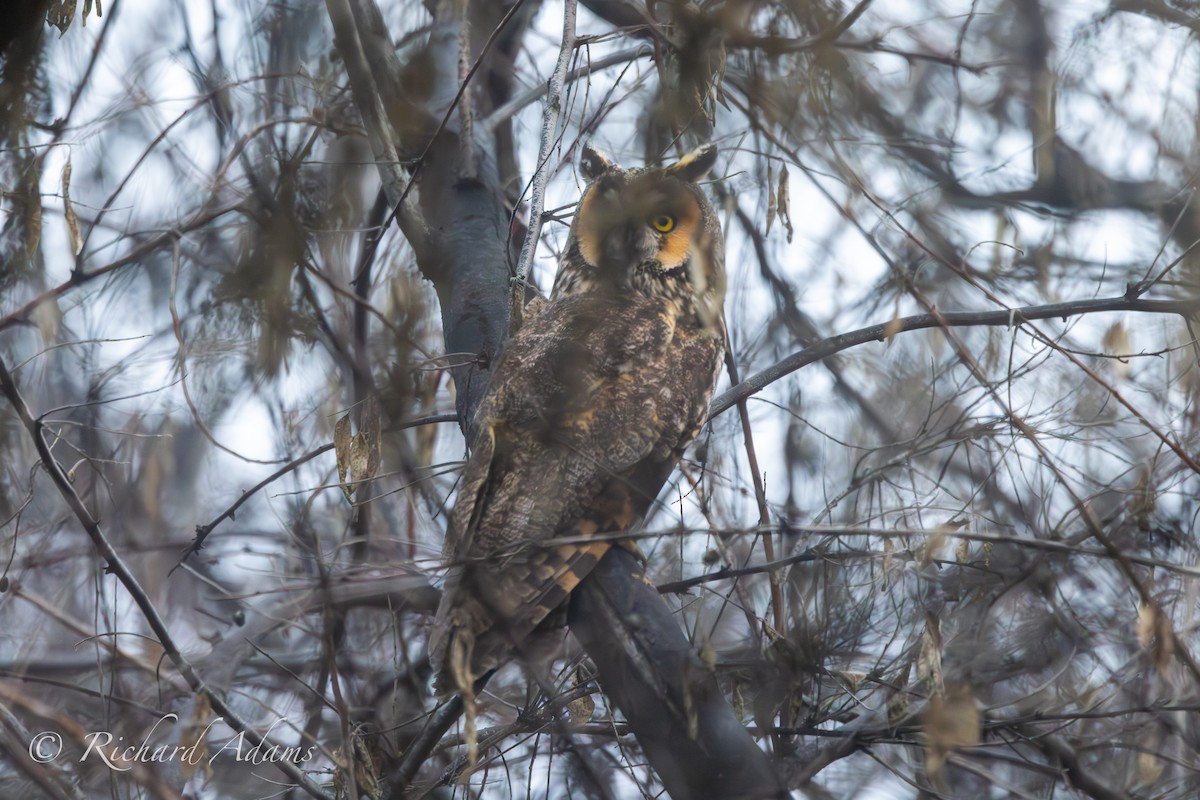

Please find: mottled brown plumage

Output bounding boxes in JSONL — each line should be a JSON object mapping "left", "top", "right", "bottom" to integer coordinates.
{"left": 430, "top": 143, "right": 726, "bottom": 696}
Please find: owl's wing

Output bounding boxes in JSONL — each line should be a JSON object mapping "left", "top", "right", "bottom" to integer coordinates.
{"left": 430, "top": 294, "right": 722, "bottom": 692}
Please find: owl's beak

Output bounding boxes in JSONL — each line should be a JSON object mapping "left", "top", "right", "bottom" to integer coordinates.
{"left": 597, "top": 221, "right": 654, "bottom": 290}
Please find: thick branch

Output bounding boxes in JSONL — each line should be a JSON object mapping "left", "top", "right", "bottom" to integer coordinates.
{"left": 570, "top": 548, "right": 789, "bottom": 800}
{"left": 323, "top": 0, "right": 403, "bottom": 201}
{"left": 327, "top": 0, "right": 522, "bottom": 438}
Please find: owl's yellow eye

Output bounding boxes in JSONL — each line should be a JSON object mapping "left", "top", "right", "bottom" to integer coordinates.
{"left": 651, "top": 215, "right": 675, "bottom": 233}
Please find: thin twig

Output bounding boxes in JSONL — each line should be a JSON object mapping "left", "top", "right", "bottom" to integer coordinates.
{"left": 908, "top": 282, "right": 1200, "bottom": 688}
{"left": 512, "top": 0, "right": 577, "bottom": 286}
{"left": 0, "top": 357, "right": 334, "bottom": 800}
{"left": 1028, "top": 326, "right": 1200, "bottom": 475}
{"left": 657, "top": 548, "right": 830, "bottom": 594}
{"left": 177, "top": 412, "right": 458, "bottom": 566}
{"left": 0, "top": 204, "right": 243, "bottom": 334}
{"left": 167, "top": 241, "right": 287, "bottom": 466}
{"left": 721, "top": 346, "right": 785, "bottom": 639}
{"left": 850, "top": 174, "right": 1200, "bottom": 685}
{"left": 329, "top": 0, "right": 401, "bottom": 176}
{"left": 823, "top": 0, "right": 876, "bottom": 43}
{"left": 485, "top": 45, "right": 650, "bottom": 131}
{"left": 549, "top": 522, "right": 1200, "bottom": 581}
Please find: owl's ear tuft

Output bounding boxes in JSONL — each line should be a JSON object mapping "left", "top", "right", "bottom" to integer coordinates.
{"left": 580, "top": 144, "right": 614, "bottom": 180}
{"left": 667, "top": 144, "right": 718, "bottom": 182}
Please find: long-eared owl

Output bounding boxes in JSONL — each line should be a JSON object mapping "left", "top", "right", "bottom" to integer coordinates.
{"left": 430, "top": 143, "right": 726, "bottom": 695}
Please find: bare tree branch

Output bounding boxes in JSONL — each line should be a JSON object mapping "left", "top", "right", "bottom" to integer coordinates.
{"left": 0, "top": 357, "right": 335, "bottom": 800}
{"left": 512, "top": 0, "right": 577, "bottom": 288}
{"left": 711, "top": 294, "right": 1200, "bottom": 419}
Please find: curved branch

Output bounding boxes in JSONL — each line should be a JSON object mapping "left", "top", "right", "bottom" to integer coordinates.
{"left": 710, "top": 294, "right": 1200, "bottom": 419}
{"left": 0, "top": 204, "right": 243, "bottom": 334}
{"left": 485, "top": 46, "right": 651, "bottom": 132}
{"left": 178, "top": 413, "right": 459, "bottom": 565}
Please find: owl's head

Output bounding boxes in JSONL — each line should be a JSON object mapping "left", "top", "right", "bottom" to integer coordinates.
{"left": 556, "top": 144, "right": 725, "bottom": 325}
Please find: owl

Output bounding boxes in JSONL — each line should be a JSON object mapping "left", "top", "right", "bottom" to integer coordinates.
{"left": 430, "top": 143, "right": 726, "bottom": 697}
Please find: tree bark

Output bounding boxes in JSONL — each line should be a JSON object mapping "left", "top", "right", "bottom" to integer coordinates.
{"left": 572, "top": 548, "right": 790, "bottom": 799}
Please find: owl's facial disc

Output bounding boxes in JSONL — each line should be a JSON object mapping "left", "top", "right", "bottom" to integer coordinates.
{"left": 577, "top": 176, "right": 703, "bottom": 284}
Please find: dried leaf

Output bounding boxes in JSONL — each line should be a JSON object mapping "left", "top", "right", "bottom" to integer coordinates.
{"left": 350, "top": 432, "right": 370, "bottom": 491}
{"left": 881, "top": 537, "right": 895, "bottom": 588}
{"left": 839, "top": 671, "right": 865, "bottom": 692}
{"left": 917, "top": 613, "right": 943, "bottom": 693}
{"left": 1152, "top": 606, "right": 1171, "bottom": 676}
{"left": 777, "top": 166, "right": 793, "bottom": 243}
{"left": 1137, "top": 727, "right": 1163, "bottom": 785}
{"left": 414, "top": 368, "right": 443, "bottom": 465}
{"left": 1136, "top": 602, "right": 1175, "bottom": 678}
{"left": 32, "top": 297, "right": 61, "bottom": 344}
{"left": 62, "top": 155, "right": 82, "bottom": 257}
{"left": 1102, "top": 321, "right": 1131, "bottom": 378}
{"left": 922, "top": 524, "right": 953, "bottom": 567}
{"left": 139, "top": 445, "right": 163, "bottom": 519}
{"left": 352, "top": 734, "right": 381, "bottom": 799}
{"left": 331, "top": 746, "right": 348, "bottom": 796}
{"left": 922, "top": 684, "right": 980, "bottom": 788}
{"left": 684, "top": 661, "right": 699, "bottom": 740}
{"left": 567, "top": 693, "right": 595, "bottom": 724}
{"left": 1137, "top": 750, "right": 1164, "bottom": 785}
{"left": 1136, "top": 602, "right": 1154, "bottom": 650}
{"left": 47, "top": 0, "right": 77, "bottom": 34}
{"left": 1102, "top": 320, "right": 1130, "bottom": 355}
{"left": 765, "top": 163, "right": 775, "bottom": 237}
{"left": 81, "top": 0, "right": 101, "bottom": 26}
{"left": 1131, "top": 463, "right": 1156, "bottom": 531}
{"left": 334, "top": 414, "right": 351, "bottom": 499}
{"left": 887, "top": 660, "right": 913, "bottom": 726}
{"left": 989, "top": 214, "right": 1007, "bottom": 276}
{"left": 882, "top": 316, "right": 904, "bottom": 344}
{"left": 955, "top": 538, "right": 969, "bottom": 564}
{"left": 178, "top": 695, "right": 213, "bottom": 781}
{"left": 929, "top": 327, "right": 946, "bottom": 359}
{"left": 887, "top": 691, "right": 910, "bottom": 727}
{"left": 983, "top": 328, "right": 1000, "bottom": 370}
